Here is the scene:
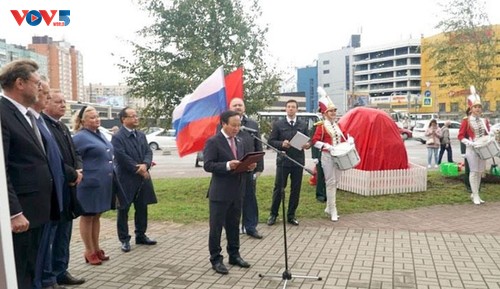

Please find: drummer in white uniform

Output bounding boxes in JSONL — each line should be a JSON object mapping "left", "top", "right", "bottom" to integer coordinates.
{"left": 458, "top": 86, "right": 491, "bottom": 205}
{"left": 311, "top": 92, "right": 352, "bottom": 221}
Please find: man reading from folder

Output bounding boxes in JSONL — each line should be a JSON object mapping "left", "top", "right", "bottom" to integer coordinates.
{"left": 203, "top": 110, "right": 257, "bottom": 275}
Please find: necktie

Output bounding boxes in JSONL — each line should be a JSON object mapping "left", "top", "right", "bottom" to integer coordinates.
{"left": 290, "top": 120, "right": 294, "bottom": 127}
{"left": 26, "top": 111, "right": 45, "bottom": 152}
{"left": 229, "top": 137, "right": 237, "bottom": 158}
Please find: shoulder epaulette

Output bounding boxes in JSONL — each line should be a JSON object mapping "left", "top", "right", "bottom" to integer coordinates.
{"left": 314, "top": 120, "right": 324, "bottom": 126}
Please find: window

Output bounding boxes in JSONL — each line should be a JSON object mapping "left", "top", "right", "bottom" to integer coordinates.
{"left": 438, "top": 103, "right": 446, "bottom": 112}
{"left": 323, "top": 70, "right": 330, "bottom": 74}
{"left": 451, "top": 102, "right": 459, "bottom": 112}
{"left": 323, "top": 60, "right": 330, "bottom": 65}
{"left": 323, "top": 83, "right": 330, "bottom": 88}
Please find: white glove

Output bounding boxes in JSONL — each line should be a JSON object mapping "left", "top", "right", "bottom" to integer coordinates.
{"left": 323, "top": 143, "right": 334, "bottom": 152}
{"left": 312, "top": 158, "right": 319, "bottom": 165}
{"left": 347, "top": 135, "right": 355, "bottom": 145}
{"left": 253, "top": 171, "right": 262, "bottom": 180}
{"left": 462, "top": 139, "right": 474, "bottom": 147}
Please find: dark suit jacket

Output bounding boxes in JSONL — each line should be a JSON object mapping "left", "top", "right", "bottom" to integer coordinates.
{"left": 43, "top": 113, "right": 84, "bottom": 219}
{"left": 0, "top": 97, "right": 54, "bottom": 228}
{"left": 268, "top": 118, "right": 309, "bottom": 167}
{"left": 111, "top": 126, "right": 157, "bottom": 207}
{"left": 203, "top": 131, "right": 245, "bottom": 202}
{"left": 239, "top": 116, "right": 264, "bottom": 172}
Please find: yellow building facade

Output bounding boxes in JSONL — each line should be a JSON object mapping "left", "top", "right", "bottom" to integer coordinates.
{"left": 420, "top": 24, "right": 500, "bottom": 120}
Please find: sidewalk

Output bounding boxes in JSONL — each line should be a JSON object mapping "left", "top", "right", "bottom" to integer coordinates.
{"left": 68, "top": 202, "right": 500, "bottom": 289}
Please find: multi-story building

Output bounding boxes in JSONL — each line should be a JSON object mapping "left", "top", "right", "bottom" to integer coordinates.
{"left": 262, "top": 92, "right": 307, "bottom": 112}
{"left": 351, "top": 38, "right": 422, "bottom": 111}
{"left": 317, "top": 35, "right": 360, "bottom": 114}
{"left": 420, "top": 24, "right": 500, "bottom": 120}
{"left": 0, "top": 38, "right": 48, "bottom": 77}
{"left": 28, "top": 36, "right": 84, "bottom": 101}
{"left": 297, "top": 65, "right": 318, "bottom": 112}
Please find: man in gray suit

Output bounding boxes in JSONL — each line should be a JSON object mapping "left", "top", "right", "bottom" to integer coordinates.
{"left": 112, "top": 107, "right": 157, "bottom": 253}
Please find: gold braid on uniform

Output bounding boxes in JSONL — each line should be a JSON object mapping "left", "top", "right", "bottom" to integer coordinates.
{"left": 469, "top": 116, "right": 485, "bottom": 139}
{"left": 324, "top": 119, "right": 341, "bottom": 146}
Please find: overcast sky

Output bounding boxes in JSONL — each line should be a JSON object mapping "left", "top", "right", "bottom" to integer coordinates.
{"left": 1, "top": 0, "right": 499, "bottom": 85}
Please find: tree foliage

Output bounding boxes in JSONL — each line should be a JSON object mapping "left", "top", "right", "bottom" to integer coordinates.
{"left": 119, "top": 0, "right": 281, "bottom": 127}
{"left": 426, "top": 0, "right": 496, "bottom": 106}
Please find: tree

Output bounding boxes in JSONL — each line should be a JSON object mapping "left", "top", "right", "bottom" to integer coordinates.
{"left": 426, "top": 0, "right": 496, "bottom": 109}
{"left": 119, "top": 0, "right": 281, "bottom": 127}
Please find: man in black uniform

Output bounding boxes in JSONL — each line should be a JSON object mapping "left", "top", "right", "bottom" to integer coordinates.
{"left": 267, "top": 99, "right": 311, "bottom": 226}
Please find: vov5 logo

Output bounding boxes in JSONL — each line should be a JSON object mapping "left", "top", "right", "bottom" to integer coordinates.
{"left": 11, "top": 10, "right": 70, "bottom": 26}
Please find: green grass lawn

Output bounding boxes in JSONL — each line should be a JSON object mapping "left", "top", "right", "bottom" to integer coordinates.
{"left": 104, "top": 171, "right": 499, "bottom": 224}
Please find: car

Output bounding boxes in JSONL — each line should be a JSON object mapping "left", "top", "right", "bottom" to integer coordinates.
{"left": 99, "top": 126, "right": 113, "bottom": 141}
{"left": 412, "top": 120, "right": 461, "bottom": 144}
{"left": 399, "top": 127, "right": 413, "bottom": 140}
{"left": 146, "top": 129, "right": 176, "bottom": 150}
{"left": 492, "top": 123, "right": 500, "bottom": 143}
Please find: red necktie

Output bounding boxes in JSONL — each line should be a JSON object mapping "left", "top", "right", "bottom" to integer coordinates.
{"left": 229, "top": 137, "right": 237, "bottom": 158}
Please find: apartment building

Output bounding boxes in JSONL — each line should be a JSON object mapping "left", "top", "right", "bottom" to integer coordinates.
{"left": 0, "top": 38, "right": 48, "bottom": 77}
{"left": 28, "top": 36, "right": 84, "bottom": 101}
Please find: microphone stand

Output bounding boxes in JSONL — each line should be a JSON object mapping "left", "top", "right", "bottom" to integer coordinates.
{"left": 244, "top": 130, "right": 321, "bottom": 288}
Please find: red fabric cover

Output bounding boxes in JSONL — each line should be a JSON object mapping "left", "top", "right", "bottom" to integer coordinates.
{"left": 338, "top": 107, "right": 409, "bottom": 171}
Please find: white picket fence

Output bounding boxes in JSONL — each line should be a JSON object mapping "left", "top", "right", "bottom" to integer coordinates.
{"left": 338, "top": 163, "right": 427, "bottom": 196}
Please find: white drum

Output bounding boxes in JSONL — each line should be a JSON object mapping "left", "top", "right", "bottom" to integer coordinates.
{"left": 330, "top": 142, "right": 360, "bottom": 170}
{"left": 473, "top": 136, "right": 500, "bottom": 160}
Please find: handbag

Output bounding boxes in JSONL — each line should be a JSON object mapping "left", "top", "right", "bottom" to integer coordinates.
{"left": 426, "top": 138, "right": 435, "bottom": 145}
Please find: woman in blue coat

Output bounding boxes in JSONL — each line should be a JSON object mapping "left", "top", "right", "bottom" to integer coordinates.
{"left": 72, "top": 106, "right": 126, "bottom": 265}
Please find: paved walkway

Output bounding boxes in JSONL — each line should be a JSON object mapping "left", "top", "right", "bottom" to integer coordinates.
{"left": 67, "top": 202, "right": 500, "bottom": 289}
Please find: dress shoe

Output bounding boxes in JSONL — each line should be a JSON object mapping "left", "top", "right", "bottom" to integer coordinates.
{"left": 121, "top": 241, "right": 131, "bottom": 252}
{"left": 287, "top": 218, "right": 299, "bottom": 226}
{"left": 84, "top": 252, "right": 102, "bottom": 265}
{"left": 136, "top": 236, "right": 157, "bottom": 245}
{"left": 212, "top": 262, "right": 229, "bottom": 274}
{"left": 267, "top": 215, "right": 277, "bottom": 226}
{"left": 97, "top": 249, "right": 110, "bottom": 261}
{"left": 229, "top": 256, "right": 250, "bottom": 268}
{"left": 58, "top": 271, "right": 85, "bottom": 285}
{"left": 246, "top": 231, "right": 263, "bottom": 239}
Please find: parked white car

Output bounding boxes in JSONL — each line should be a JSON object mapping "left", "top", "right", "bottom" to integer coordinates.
{"left": 146, "top": 129, "right": 176, "bottom": 150}
{"left": 413, "top": 120, "right": 461, "bottom": 144}
{"left": 99, "top": 126, "right": 113, "bottom": 141}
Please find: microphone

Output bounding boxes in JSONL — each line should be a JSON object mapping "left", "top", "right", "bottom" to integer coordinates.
{"left": 240, "top": 125, "right": 258, "bottom": 134}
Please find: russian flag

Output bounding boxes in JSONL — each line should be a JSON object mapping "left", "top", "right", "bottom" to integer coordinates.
{"left": 173, "top": 66, "right": 228, "bottom": 157}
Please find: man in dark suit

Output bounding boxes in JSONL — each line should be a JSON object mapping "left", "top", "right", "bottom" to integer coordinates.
{"left": 42, "top": 91, "right": 85, "bottom": 286}
{"left": 0, "top": 59, "right": 56, "bottom": 289}
{"left": 112, "top": 107, "right": 157, "bottom": 253}
{"left": 228, "top": 98, "right": 264, "bottom": 239}
{"left": 267, "top": 99, "right": 311, "bottom": 226}
{"left": 203, "top": 110, "right": 257, "bottom": 275}
{"left": 30, "top": 79, "right": 68, "bottom": 289}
